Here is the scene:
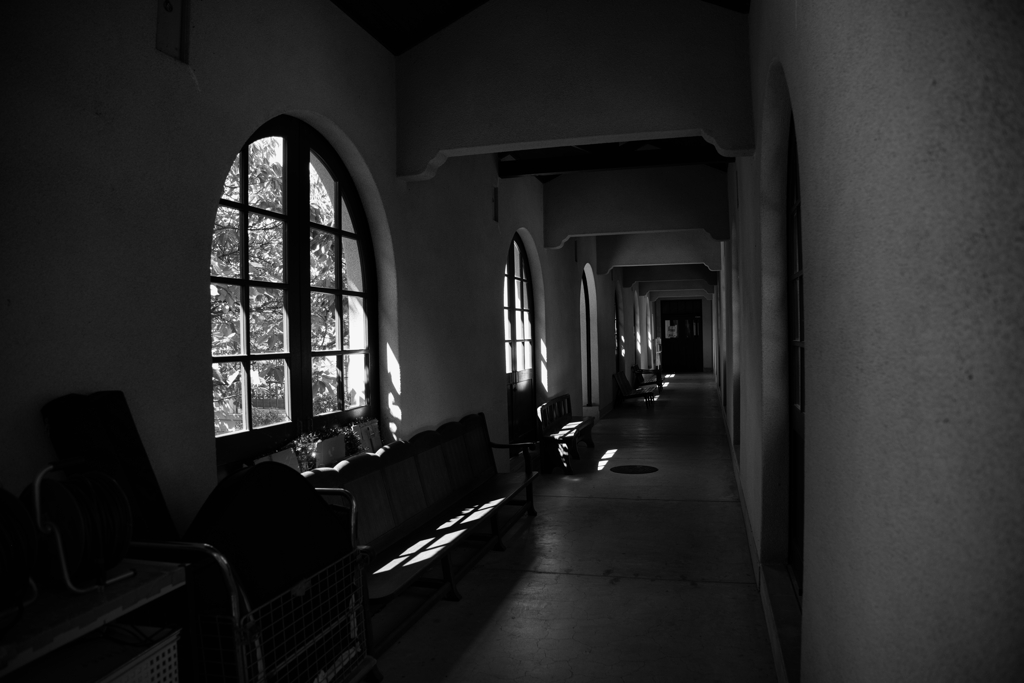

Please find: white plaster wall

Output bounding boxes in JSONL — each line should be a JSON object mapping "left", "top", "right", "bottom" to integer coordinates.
{"left": 394, "top": 155, "right": 508, "bottom": 447}
{"left": 396, "top": 0, "right": 754, "bottom": 178}
{"left": 531, "top": 235, "right": 586, "bottom": 410}
{"left": 743, "top": 0, "right": 1024, "bottom": 679}
{"left": 0, "top": 0, "right": 398, "bottom": 532}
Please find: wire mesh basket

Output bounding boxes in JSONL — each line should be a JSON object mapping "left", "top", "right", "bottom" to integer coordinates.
{"left": 196, "top": 549, "right": 368, "bottom": 683}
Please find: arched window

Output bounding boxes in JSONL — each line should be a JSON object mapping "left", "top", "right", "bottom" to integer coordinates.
{"left": 210, "top": 116, "right": 377, "bottom": 464}
{"left": 504, "top": 236, "right": 535, "bottom": 444}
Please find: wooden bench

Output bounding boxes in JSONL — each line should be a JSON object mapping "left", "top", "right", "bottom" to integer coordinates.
{"left": 302, "top": 412, "right": 537, "bottom": 654}
{"left": 632, "top": 364, "right": 662, "bottom": 393}
{"left": 614, "top": 370, "right": 658, "bottom": 404}
{"left": 536, "top": 394, "right": 595, "bottom": 474}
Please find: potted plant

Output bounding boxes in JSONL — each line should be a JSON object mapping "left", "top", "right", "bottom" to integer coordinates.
{"left": 314, "top": 425, "right": 347, "bottom": 468}
{"left": 291, "top": 432, "right": 321, "bottom": 472}
{"left": 343, "top": 423, "right": 365, "bottom": 458}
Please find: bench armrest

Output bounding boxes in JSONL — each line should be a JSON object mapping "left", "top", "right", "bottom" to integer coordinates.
{"left": 489, "top": 440, "right": 538, "bottom": 449}
{"left": 490, "top": 441, "right": 538, "bottom": 479}
{"left": 314, "top": 487, "right": 358, "bottom": 549}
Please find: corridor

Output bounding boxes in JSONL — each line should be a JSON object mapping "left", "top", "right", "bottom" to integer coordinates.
{"left": 378, "top": 374, "right": 777, "bottom": 682}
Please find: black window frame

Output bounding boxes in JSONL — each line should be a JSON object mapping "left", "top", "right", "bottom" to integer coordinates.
{"left": 211, "top": 116, "right": 378, "bottom": 467}
{"left": 504, "top": 235, "right": 535, "bottom": 380}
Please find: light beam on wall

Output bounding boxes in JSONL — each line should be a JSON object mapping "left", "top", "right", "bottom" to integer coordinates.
{"left": 387, "top": 343, "right": 401, "bottom": 394}
{"left": 540, "top": 339, "right": 548, "bottom": 391}
{"left": 387, "top": 343, "right": 402, "bottom": 437}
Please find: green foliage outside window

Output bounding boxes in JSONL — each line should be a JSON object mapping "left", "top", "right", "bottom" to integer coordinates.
{"left": 211, "top": 126, "right": 371, "bottom": 449}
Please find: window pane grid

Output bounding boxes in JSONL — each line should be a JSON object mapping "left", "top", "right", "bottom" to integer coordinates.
{"left": 217, "top": 202, "right": 285, "bottom": 221}
{"left": 504, "top": 238, "right": 533, "bottom": 375}
{"left": 212, "top": 121, "right": 375, "bottom": 453}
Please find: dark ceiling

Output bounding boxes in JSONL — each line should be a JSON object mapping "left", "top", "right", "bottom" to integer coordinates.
{"left": 330, "top": 0, "right": 741, "bottom": 179}
{"left": 330, "top": 0, "right": 490, "bottom": 55}
{"left": 331, "top": 0, "right": 749, "bottom": 56}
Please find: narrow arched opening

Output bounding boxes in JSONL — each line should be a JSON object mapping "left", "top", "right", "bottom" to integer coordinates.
{"left": 504, "top": 235, "right": 536, "bottom": 446}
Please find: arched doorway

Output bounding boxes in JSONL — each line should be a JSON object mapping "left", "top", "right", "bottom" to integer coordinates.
{"left": 614, "top": 288, "right": 624, "bottom": 374}
{"left": 579, "top": 264, "right": 599, "bottom": 408}
{"left": 580, "top": 275, "right": 592, "bottom": 406}
{"left": 504, "top": 235, "right": 536, "bottom": 446}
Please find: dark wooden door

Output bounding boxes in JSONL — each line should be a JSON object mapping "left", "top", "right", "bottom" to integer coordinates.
{"left": 660, "top": 299, "right": 703, "bottom": 372}
{"left": 505, "top": 238, "right": 536, "bottom": 445}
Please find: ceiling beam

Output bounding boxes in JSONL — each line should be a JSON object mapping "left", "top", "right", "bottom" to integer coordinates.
{"left": 544, "top": 166, "right": 729, "bottom": 248}
{"left": 650, "top": 289, "right": 713, "bottom": 302}
{"left": 597, "top": 231, "right": 721, "bottom": 274}
{"left": 621, "top": 264, "right": 718, "bottom": 287}
{"left": 499, "top": 148, "right": 727, "bottom": 177}
{"left": 639, "top": 280, "right": 715, "bottom": 296}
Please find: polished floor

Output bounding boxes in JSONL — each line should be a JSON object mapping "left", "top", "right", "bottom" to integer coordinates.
{"left": 376, "top": 373, "right": 777, "bottom": 682}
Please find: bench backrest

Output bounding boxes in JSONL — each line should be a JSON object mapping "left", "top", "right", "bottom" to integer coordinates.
{"left": 537, "top": 394, "right": 573, "bottom": 431}
{"left": 613, "top": 371, "right": 634, "bottom": 398}
{"left": 303, "top": 413, "right": 499, "bottom": 552}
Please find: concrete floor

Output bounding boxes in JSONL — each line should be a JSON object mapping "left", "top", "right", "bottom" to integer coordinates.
{"left": 376, "top": 373, "right": 777, "bottom": 682}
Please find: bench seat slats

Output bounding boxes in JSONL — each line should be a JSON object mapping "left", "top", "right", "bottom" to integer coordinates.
{"left": 307, "top": 454, "right": 397, "bottom": 546}
{"left": 438, "top": 422, "right": 476, "bottom": 490}
{"left": 346, "top": 471, "right": 395, "bottom": 546}
{"left": 305, "top": 412, "right": 537, "bottom": 653}
{"left": 459, "top": 414, "right": 495, "bottom": 477}
{"left": 381, "top": 446, "right": 428, "bottom": 526}
{"left": 411, "top": 433, "right": 456, "bottom": 507}
{"left": 367, "top": 472, "right": 536, "bottom": 600}
{"left": 536, "top": 394, "right": 595, "bottom": 473}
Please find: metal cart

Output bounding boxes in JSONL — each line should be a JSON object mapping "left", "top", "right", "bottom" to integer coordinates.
{"left": 132, "top": 490, "right": 378, "bottom": 683}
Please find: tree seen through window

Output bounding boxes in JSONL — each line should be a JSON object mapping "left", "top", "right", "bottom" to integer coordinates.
{"left": 210, "top": 118, "right": 375, "bottom": 464}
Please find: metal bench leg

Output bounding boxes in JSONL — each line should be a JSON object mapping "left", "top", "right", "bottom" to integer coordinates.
{"left": 441, "top": 555, "right": 462, "bottom": 601}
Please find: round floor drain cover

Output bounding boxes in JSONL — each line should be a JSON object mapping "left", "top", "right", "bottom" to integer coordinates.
{"left": 609, "top": 465, "right": 659, "bottom": 474}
